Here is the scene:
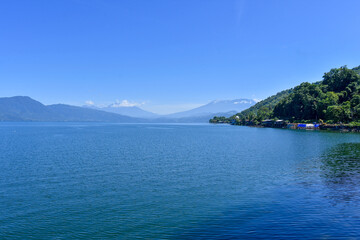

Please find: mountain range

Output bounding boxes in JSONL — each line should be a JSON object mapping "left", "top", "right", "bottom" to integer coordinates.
{"left": 0, "top": 96, "right": 256, "bottom": 123}
{"left": 0, "top": 96, "right": 141, "bottom": 122}
{"left": 86, "top": 104, "right": 159, "bottom": 119}
{"left": 164, "top": 99, "right": 256, "bottom": 119}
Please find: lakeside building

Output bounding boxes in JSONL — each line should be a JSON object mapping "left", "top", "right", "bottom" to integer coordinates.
{"left": 261, "top": 119, "right": 287, "bottom": 128}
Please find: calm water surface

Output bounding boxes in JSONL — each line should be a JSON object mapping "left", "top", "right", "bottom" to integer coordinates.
{"left": 1, "top": 123, "right": 360, "bottom": 239}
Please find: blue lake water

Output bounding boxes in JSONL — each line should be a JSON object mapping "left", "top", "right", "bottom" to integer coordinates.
{"left": 1, "top": 123, "right": 360, "bottom": 239}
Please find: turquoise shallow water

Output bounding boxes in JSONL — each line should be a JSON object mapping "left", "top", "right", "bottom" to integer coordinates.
{"left": 1, "top": 123, "right": 360, "bottom": 239}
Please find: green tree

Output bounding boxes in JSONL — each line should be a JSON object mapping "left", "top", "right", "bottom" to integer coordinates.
{"left": 322, "top": 66, "right": 360, "bottom": 94}
{"left": 325, "top": 105, "right": 343, "bottom": 123}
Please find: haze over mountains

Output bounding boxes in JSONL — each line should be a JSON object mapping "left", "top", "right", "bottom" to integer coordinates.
{"left": 86, "top": 104, "right": 159, "bottom": 119}
{"left": 0, "top": 96, "right": 141, "bottom": 122}
{"left": 0, "top": 96, "right": 256, "bottom": 122}
{"left": 165, "top": 99, "right": 256, "bottom": 118}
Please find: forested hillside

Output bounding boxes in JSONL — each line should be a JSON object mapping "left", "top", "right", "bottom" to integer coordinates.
{"left": 232, "top": 89, "right": 292, "bottom": 123}
{"left": 210, "top": 65, "right": 360, "bottom": 124}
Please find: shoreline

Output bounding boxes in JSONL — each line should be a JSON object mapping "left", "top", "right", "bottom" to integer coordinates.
{"left": 211, "top": 122, "right": 360, "bottom": 133}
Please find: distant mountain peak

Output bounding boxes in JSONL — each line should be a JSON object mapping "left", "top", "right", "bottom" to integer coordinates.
{"left": 165, "top": 98, "right": 256, "bottom": 118}
{"left": 107, "top": 100, "right": 144, "bottom": 108}
{"left": 233, "top": 99, "right": 255, "bottom": 104}
{"left": 0, "top": 96, "right": 143, "bottom": 122}
{"left": 0, "top": 96, "right": 257, "bottom": 123}
{"left": 92, "top": 104, "right": 158, "bottom": 119}
{"left": 210, "top": 98, "right": 255, "bottom": 104}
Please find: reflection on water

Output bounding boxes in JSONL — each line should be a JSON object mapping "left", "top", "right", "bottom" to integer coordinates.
{"left": 178, "top": 142, "right": 360, "bottom": 239}
{"left": 320, "top": 143, "right": 360, "bottom": 204}
{"left": 2, "top": 124, "right": 360, "bottom": 239}
{"left": 321, "top": 142, "right": 360, "bottom": 180}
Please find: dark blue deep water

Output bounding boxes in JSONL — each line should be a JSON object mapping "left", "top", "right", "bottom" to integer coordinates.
{"left": 1, "top": 123, "right": 360, "bottom": 239}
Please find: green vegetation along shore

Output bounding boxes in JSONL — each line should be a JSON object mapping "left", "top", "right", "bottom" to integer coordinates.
{"left": 210, "top": 65, "right": 360, "bottom": 129}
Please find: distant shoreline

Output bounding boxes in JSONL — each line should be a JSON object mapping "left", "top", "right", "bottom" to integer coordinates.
{"left": 211, "top": 122, "right": 360, "bottom": 133}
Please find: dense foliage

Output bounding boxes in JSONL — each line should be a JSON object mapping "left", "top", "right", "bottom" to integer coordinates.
{"left": 209, "top": 116, "right": 230, "bottom": 123}
{"left": 232, "top": 89, "right": 292, "bottom": 124}
{"left": 210, "top": 65, "right": 360, "bottom": 125}
{"left": 273, "top": 66, "right": 360, "bottom": 123}
{"left": 353, "top": 66, "right": 360, "bottom": 75}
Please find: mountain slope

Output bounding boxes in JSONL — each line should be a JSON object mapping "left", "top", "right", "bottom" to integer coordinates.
{"left": 152, "top": 111, "right": 237, "bottom": 123}
{"left": 0, "top": 96, "right": 144, "bottom": 122}
{"left": 47, "top": 104, "right": 143, "bottom": 122}
{"left": 235, "top": 89, "right": 292, "bottom": 119}
{"left": 0, "top": 96, "right": 55, "bottom": 121}
{"left": 166, "top": 99, "right": 256, "bottom": 119}
{"left": 211, "top": 65, "right": 360, "bottom": 124}
{"left": 272, "top": 66, "right": 360, "bottom": 122}
{"left": 92, "top": 105, "right": 159, "bottom": 118}
{"left": 0, "top": 96, "right": 258, "bottom": 123}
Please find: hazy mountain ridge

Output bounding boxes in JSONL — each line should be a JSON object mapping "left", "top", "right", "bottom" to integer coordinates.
{"left": 151, "top": 111, "right": 238, "bottom": 123}
{"left": 0, "top": 96, "right": 256, "bottom": 123}
{"left": 0, "top": 96, "right": 56, "bottom": 121}
{"left": 164, "top": 99, "right": 256, "bottom": 119}
{"left": 86, "top": 104, "right": 159, "bottom": 119}
{"left": 0, "top": 96, "right": 143, "bottom": 122}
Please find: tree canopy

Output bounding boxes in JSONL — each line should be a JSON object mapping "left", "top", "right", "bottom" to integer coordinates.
{"left": 210, "top": 65, "right": 360, "bottom": 124}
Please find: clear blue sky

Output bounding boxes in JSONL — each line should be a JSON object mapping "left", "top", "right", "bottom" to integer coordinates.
{"left": 1, "top": 0, "right": 360, "bottom": 114}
